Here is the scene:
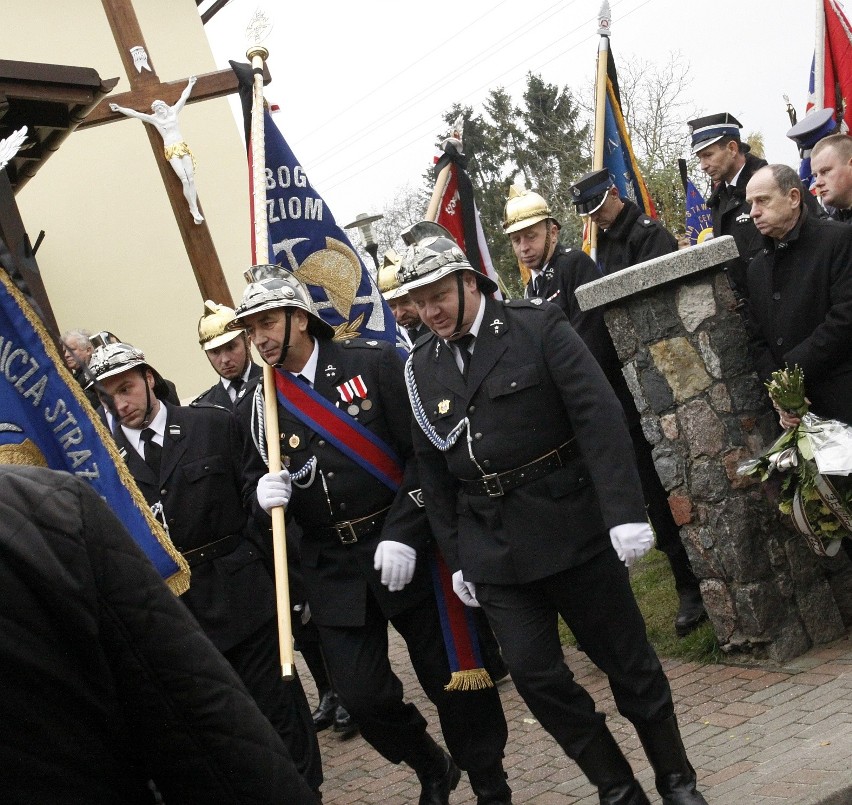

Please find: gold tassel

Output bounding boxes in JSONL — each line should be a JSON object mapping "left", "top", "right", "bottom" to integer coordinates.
{"left": 444, "top": 668, "right": 494, "bottom": 692}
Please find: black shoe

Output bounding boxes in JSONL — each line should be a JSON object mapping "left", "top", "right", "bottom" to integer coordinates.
{"left": 675, "top": 589, "right": 707, "bottom": 637}
{"left": 311, "top": 690, "right": 337, "bottom": 732}
{"left": 574, "top": 729, "right": 651, "bottom": 805}
{"left": 469, "top": 762, "right": 512, "bottom": 804}
{"left": 634, "top": 715, "right": 708, "bottom": 805}
{"left": 332, "top": 703, "right": 358, "bottom": 739}
{"left": 417, "top": 748, "right": 461, "bottom": 805}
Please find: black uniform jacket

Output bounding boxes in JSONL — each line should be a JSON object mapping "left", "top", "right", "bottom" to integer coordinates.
{"left": 114, "top": 402, "right": 274, "bottom": 652}
{"left": 191, "top": 361, "right": 263, "bottom": 411}
{"left": 410, "top": 297, "right": 647, "bottom": 586}
{"left": 746, "top": 207, "right": 852, "bottom": 424}
{"left": 525, "top": 244, "right": 637, "bottom": 422}
{"left": 242, "top": 338, "right": 432, "bottom": 628}
{"left": 0, "top": 467, "right": 316, "bottom": 805}
{"left": 707, "top": 152, "right": 768, "bottom": 298}
{"left": 597, "top": 198, "right": 678, "bottom": 275}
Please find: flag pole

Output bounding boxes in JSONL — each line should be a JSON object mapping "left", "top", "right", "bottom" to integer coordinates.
{"left": 814, "top": 0, "right": 826, "bottom": 112}
{"left": 247, "top": 27, "right": 295, "bottom": 681}
{"left": 590, "top": 0, "right": 611, "bottom": 263}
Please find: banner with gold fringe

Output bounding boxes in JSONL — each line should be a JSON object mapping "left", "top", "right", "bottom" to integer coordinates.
{"left": 0, "top": 267, "right": 189, "bottom": 594}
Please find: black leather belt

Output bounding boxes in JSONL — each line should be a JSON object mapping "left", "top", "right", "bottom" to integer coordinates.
{"left": 460, "top": 441, "right": 578, "bottom": 498}
{"left": 182, "top": 533, "right": 241, "bottom": 568}
{"left": 316, "top": 506, "right": 391, "bottom": 545}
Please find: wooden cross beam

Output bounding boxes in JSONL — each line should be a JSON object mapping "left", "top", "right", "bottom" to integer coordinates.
{"left": 79, "top": 0, "right": 268, "bottom": 306}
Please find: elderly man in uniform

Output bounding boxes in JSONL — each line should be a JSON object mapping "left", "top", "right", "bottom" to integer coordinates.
{"left": 811, "top": 132, "right": 852, "bottom": 221}
{"left": 237, "top": 266, "right": 511, "bottom": 805}
{"left": 192, "top": 300, "right": 262, "bottom": 409}
{"left": 504, "top": 188, "right": 706, "bottom": 637}
{"left": 568, "top": 169, "right": 678, "bottom": 274}
{"left": 399, "top": 223, "right": 708, "bottom": 805}
{"left": 378, "top": 248, "right": 429, "bottom": 343}
{"left": 86, "top": 342, "right": 322, "bottom": 796}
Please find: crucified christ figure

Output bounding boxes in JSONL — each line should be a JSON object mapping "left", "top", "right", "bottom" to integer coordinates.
{"left": 110, "top": 76, "right": 204, "bottom": 224}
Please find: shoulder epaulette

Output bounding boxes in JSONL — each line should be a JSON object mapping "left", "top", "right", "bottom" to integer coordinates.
{"left": 189, "top": 399, "right": 230, "bottom": 413}
{"left": 411, "top": 331, "right": 436, "bottom": 352}
{"left": 189, "top": 388, "right": 213, "bottom": 405}
{"left": 640, "top": 217, "right": 653, "bottom": 227}
{"left": 503, "top": 298, "right": 546, "bottom": 308}
{"left": 341, "top": 338, "right": 383, "bottom": 349}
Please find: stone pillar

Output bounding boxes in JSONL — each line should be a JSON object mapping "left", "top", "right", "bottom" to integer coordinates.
{"left": 576, "top": 238, "right": 847, "bottom": 662}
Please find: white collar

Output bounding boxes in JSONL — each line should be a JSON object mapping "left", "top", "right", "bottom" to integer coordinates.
{"left": 122, "top": 401, "right": 167, "bottom": 454}
{"left": 291, "top": 338, "right": 319, "bottom": 385}
{"left": 726, "top": 163, "right": 745, "bottom": 189}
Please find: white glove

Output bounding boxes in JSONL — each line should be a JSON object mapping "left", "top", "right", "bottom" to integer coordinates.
{"left": 257, "top": 469, "right": 292, "bottom": 514}
{"left": 452, "top": 569, "right": 480, "bottom": 608}
{"left": 373, "top": 540, "right": 417, "bottom": 592}
{"left": 609, "top": 522, "right": 654, "bottom": 568}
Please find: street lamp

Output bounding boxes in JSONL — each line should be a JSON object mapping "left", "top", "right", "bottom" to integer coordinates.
{"left": 344, "top": 212, "right": 383, "bottom": 269}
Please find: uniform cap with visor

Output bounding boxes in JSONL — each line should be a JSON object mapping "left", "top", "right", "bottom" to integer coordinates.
{"left": 502, "top": 186, "right": 560, "bottom": 234}
{"left": 687, "top": 112, "right": 749, "bottom": 155}
{"left": 568, "top": 169, "right": 614, "bottom": 216}
{"left": 198, "top": 300, "right": 242, "bottom": 351}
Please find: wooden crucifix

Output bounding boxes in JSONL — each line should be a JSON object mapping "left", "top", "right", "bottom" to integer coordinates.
{"left": 79, "top": 0, "right": 269, "bottom": 306}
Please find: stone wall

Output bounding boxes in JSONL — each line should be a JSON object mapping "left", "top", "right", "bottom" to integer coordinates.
{"left": 576, "top": 240, "right": 848, "bottom": 662}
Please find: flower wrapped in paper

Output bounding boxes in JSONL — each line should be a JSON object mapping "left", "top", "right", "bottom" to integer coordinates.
{"left": 739, "top": 366, "right": 852, "bottom": 557}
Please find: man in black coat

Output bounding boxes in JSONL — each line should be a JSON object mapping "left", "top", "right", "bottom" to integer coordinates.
{"left": 398, "top": 224, "right": 708, "bottom": 805}
{"left": 0, "top": 465, "right": 318, "bottom": 804}
{"left": 745, "top": 163, "right": 852, "bottom": 428}
{"left": 87, "top": 341, "right": 322, "bottom": 796}
{"left": 236, "top": 266, "right": 510, "bottom": 805}
{"left": 191, "top": 300, "right": 263, "bottom": 410}
{"left": 504, "top": 186, "right": 706, "bottom": 637}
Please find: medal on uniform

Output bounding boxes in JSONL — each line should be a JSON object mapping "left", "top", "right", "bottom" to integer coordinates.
{"left": 288, "top": 434, "right": 300, "bottom": 449}
{"left": 347, "top": 404, "right": 360, "bottom": 416}
{"left": 361, "top": 399, "right": 373, "bottom": 411}
{"left": 437, "top": 399, "right": 451, "bottom": 415}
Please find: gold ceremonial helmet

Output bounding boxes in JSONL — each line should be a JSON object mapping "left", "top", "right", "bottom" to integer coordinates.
{"left": 378, "top": 249, "right": 408, "bottom": 301}
{"left": 198, "top": 300, "right": 242, "bottom": 351}
{"left": 502, "top": 185, "right": 560, "bottom": 234}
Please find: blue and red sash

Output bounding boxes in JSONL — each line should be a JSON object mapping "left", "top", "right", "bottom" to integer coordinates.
{"left": 274, "top": 367, "right": 493, "bottom": 690}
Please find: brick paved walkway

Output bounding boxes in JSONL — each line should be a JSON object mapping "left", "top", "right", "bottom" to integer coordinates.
{"left": 304, "top": 630, "right": 852, "bottom": 804}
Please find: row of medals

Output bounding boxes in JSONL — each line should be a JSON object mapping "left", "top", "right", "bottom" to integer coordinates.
{"left": 284, "top": 398, "right": 373, "bottom": 450}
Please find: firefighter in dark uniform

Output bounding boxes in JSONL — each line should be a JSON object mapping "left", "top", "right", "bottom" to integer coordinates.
{"left": 86, "top": 342, "right": 322, "bottom": 797}
{"left": 191, "top": 300, "right": 263, "bottom": 410}
{"left": 786, "top": 107, "right": 838, "bottom": 198}
{"left": 688, "top": 112, "right": 768, "bottom": 303}
{"left": 568, "top": 169, "right": 678, "bottom": 274}
{"left": 505, "top": 187, "right": 706, "bottom": 638}
{"left": 235, "top": 266, "right": 511, "bottom": 805}
{"left": 811, "top": 131, "right": 852, "bottom": 221}
{"left": 378, "top": 249, "right": 429, "bottom": 343}
{"left": 398, "top": 223, "right": 709, "bottom": 805}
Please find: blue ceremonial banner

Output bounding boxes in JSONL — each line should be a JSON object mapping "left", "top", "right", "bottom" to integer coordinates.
{"left": 0, "top": 269, "right": 189, "bottom": 593}
{"left": 604, "top": 49, "right": 656, "bottom": 218}
{"left": 679, "top": 159, "right": 714, "bottom": 245}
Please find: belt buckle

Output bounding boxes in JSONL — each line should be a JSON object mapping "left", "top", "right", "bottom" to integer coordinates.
{"left": 481, "top": 473, "right": 504, "bottom": 497}
{"left": 335, "top": 521, "right": 358, "bottom": 545}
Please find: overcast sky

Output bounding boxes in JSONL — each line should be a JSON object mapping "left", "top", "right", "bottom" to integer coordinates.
{"left": 203, "top": 0, "right": 820, "bottom": 226}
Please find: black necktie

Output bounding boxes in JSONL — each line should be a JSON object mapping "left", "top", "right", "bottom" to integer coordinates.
{"left": 140, "top": 428, "right": 162, "bottom": 477}
{"left": 532, "top": 274, "right": 544, "bottom": 297}
{"left": 455, "top": 333, "right": 475, "bottom": 378}
{"left": 230, "top": 376, "right": 243, "bottom": 402}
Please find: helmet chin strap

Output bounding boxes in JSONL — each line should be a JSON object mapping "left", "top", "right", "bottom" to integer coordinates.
{"left": 535, "top": 222, "right": 554, "bottom": 272}
{"left": 140, "top": 367, "right": 155, "bottom": 428}
{"left": 448, "top": 271, "right": 467, "bottom": 340}
{"left": 274, "top": 309, "right": 294, "bottom": 367}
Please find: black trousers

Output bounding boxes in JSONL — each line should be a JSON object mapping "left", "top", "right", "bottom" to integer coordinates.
{"left": 476, "top": 547, "right": 674, "bottom": 759}
{"left": 225, "top": 620, "right": 323, "bottom": 792}
{"left": 315, "top": 590, "right": 508, "bottom": 771}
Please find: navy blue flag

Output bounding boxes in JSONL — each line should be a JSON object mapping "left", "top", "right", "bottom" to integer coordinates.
{"left": 0, "top": 267, "right": 189, "bottom": 593}
{"left": 678, "top": 159, "right": 714, "bottom": 245}
{"left": 232, "top": 63, "right": 397, "bottom": 346}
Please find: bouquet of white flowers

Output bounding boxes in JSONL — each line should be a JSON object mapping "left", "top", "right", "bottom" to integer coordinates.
{"left": 739, "top": 366, "right": 852, "bottom": 557}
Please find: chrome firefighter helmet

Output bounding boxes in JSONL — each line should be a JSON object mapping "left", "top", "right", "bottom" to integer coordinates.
{"left": 502, "top": 185, "right": 560, "bottom": 234}
{"left": 87, "top": 342, "right": 171, "bottom": 400}
{"left": 230, "top": 264, "right": 334, "bottom": 339}
{"left": 396, "top": 221, "right": 497, "bottom": 294}
{"left": 198, "top": 300, "right": 241, "bottom": 351}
